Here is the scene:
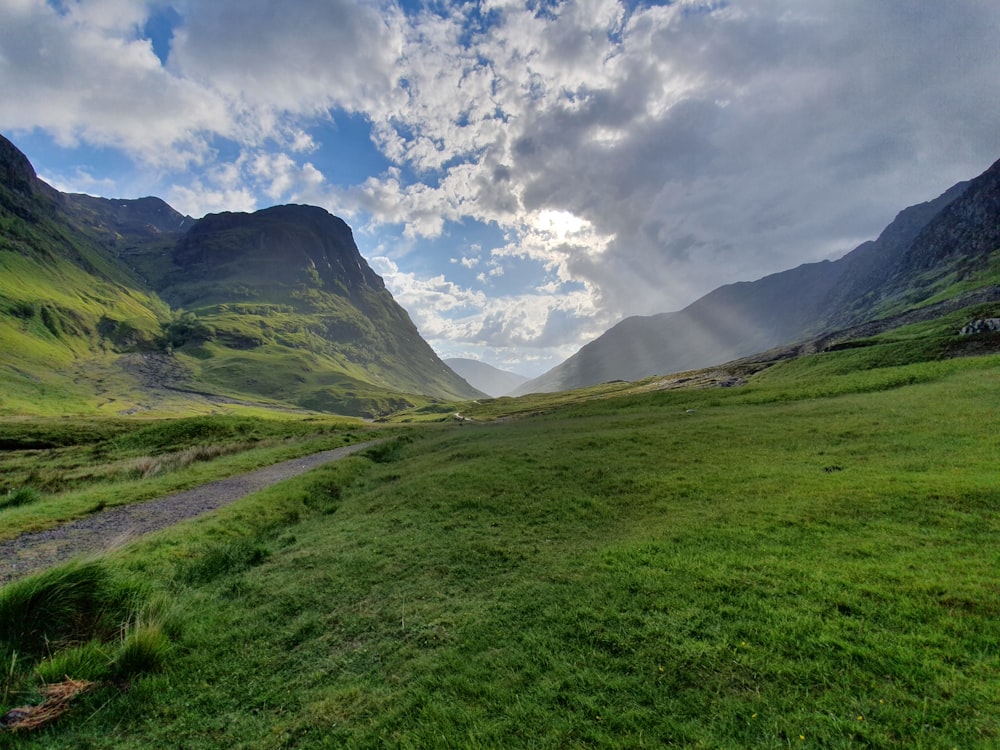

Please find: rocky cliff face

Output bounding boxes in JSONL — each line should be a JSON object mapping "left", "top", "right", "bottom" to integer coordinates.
{"left": 172, "top": 205, "right": 382, "bottom": 294}
{"left": 0, "top": 134, "right": 39, "bottom": 199}
{"left": 0, "top": 134, "right": 62, "bottom": 221}
{"left": 896, "top": 159, "right": 1000, "bottom": 274}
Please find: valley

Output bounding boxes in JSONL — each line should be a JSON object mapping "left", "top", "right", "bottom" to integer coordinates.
{"left": 2, "top": 133, "right": 999, "bottom": 746}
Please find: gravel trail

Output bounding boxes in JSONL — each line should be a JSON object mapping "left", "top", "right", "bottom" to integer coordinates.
{"left": 0, "top": 441, "right": 378, "bottom": 585}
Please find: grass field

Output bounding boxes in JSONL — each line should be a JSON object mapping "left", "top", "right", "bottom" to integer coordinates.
{"left": 1, "top": 345, "right": 998, "bottom": 747}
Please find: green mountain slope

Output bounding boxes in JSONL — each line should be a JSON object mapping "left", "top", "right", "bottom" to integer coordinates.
{"left": 0, "top": 136, "right": 174, "bottom": 414}
{"left": 0, "top": 134, "right": 482, "bottom": 417}
{"left": 146, "top": 204, "right": 483, "bottom": 413}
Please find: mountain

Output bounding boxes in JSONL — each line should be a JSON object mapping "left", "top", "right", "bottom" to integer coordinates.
{"left": 444, "top": 358, "right": 528, "bottom": 397}
{"left": 148, "top": 203, "right": 484, "bottom": 412}
{"left": 0, "top": 133, "right": 482, "bottom": 417}
{"left": 514, "top": 158, "right": 1000, "bottom": 394}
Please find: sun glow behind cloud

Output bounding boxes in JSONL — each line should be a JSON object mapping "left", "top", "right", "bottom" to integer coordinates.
{"left": 2, "top": 0, "right": 999, "bottom": 375}
{"left": 532, "top": 209, "right": 593, "bottom": 243}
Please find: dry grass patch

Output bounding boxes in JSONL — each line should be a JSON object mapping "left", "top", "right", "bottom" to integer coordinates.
{"left": 128, "top": 440, "right": 271, "bottom": 479}
{"left": 0, "top": 679, "right": 97, "bottom": 733}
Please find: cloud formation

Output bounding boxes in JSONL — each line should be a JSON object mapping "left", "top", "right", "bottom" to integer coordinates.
{"left": 1, "top": 0, "right": 998, "bottom": 373}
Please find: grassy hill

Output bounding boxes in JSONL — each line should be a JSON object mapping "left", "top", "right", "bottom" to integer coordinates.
{"left": 1, "top": 324, "right": 997, "bottom": 747}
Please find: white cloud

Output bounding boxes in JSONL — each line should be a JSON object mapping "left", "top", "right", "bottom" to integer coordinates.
{"left": 169, "top": 0, "right": 405, "bottom": 117}
{"left": 249, "top": 152, "right": 325, "bottom": 202}
{"left": 371, "top": 252, "right": 607, "bottom": 372}
{"left": 38, "top": 166, "right": 117, "bottom": 197}
{"left": 163, "top": 147, "right": 333, "bottom": 216}
{"left": 167, "top": 180, "right": 256, "bottom": 217}
{"left": 0, "top": 0, "right": 229, "bottom": 167}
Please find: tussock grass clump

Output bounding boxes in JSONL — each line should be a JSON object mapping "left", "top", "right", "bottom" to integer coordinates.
{"left": 128, "top": 441, "right": 263, "bottom": 479}
{"left": 0, "top": 562, "right": 181, "bottom": 735}
{"left": 175, "top": 539, "right": 270, "bottom": 585}
{"left": 0, "top": 561, "right": 135, "bottom": 656}
{"left": 34, "top": 642, "right": 110, "bottom": 684}
{"left": 110, "top": 622, "right": 171, "bottom": 678}
{"left": 0, "top": 487, "right": 40, "bottom": 511}
{"left": 364, "top": 435, "right": 413, "bottom": 464}
{"left": 130, "top": 456, "right": 163, "bottom": 479}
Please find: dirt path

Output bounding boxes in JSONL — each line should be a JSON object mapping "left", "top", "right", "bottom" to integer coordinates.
{"left": 0, "top": 441, "right": 378, "bottom": 586}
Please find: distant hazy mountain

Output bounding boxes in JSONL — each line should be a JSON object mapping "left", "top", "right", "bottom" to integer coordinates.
{"left": 444, "top": 358, "right": 528, "bottom": 397}
{"left": 514, "top": 157, "right": 999, "bottom": 395}
{"left": 0, "top": 133, "right": 483, "bottom": 417}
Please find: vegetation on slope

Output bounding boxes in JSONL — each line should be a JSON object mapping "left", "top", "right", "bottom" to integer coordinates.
{"left": 150, "top": 204, "right": 483, "bottom": 409}
{"left": 0, "top": 138, "right": 178, "bottom": 416}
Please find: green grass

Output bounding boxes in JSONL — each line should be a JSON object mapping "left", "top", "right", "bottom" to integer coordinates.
{"left": 0, "top": 244, "right": 170, "bottom": 417}
{"left": 1, "top": 345, "right": 997, "bottom": 747}
{"left": 0, "top": 560, "right": 178, "bottom": 729}
{"left": 185, "top": 342, "right": 430, "bottom": 419}
{"left": 0, "top": 488, "right": 40, "bottom": 511}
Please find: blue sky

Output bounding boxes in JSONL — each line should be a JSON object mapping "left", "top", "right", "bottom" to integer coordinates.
{"left": 2, "top": 1, "right": 999, "bottom": 376}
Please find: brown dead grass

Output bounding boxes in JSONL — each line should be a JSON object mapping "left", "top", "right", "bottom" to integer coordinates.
{"left": 0, "top": 678, "right": 96, "bottom": 733}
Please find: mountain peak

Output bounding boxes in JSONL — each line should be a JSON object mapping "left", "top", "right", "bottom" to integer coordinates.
{"left": 62, "top": 193, "right": 196, "bottom": 238}
{"left": 0, "top": 134, "right": 62, "bottom": 221}
{"left": 0, "top": 134, "right": 37, "bottom": 195}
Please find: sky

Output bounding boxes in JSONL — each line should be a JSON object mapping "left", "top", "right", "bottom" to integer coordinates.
{"left": 1, "top": 1, "right": 999, "bottom": 377}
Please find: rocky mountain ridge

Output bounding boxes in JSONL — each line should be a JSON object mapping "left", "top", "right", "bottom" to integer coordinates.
{"left": 514, "top": 157, "right": 1000, "bottom": 395}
